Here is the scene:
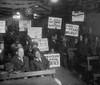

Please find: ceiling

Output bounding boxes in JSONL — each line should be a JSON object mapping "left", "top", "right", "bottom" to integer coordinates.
{"left": 0, "top": 0, "right": 51, "bottom": 18}
{"left": 0, "top": 0, "right": 100, "bottom": 18}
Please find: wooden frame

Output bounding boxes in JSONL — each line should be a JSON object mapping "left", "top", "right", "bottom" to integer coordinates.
{"left": 87, "top": 56, "right": 99, "bottom": 71}
{"left": 87, "top": 56, "right": 100, "bottom": 85}
{"left": 0, "top": 69, "right": 56, "bottom": 80}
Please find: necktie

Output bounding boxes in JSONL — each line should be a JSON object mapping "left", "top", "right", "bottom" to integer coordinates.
{"left": 19, "top": 57, "right": 23, "bottom": 62}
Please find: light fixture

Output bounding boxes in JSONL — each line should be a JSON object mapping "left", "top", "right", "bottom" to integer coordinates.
{"left": 50, "top": 0, "right": 59, "bottom": 3}
{"left": 35, "top": 4, "right": 38, "bottom": 7}
{"left": 16, "top": 12, "right": 20, "bottom": 15}
{"left": 33, "top": 13, "right": 40, "bottom": 19}
{"left": 26, "top": 8, "right": 32, "bottom": 15}
{"left": 13, "top": 12, "right": 21, "bottom": 19}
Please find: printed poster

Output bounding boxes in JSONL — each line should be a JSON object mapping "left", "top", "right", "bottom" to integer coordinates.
{"left": 44, "top": 53, "right": 60, "bottom": 68}
{"left": 0, "top": 21, "right": 6, "bottom": 33}
{"left": 72, "top": 11, "right": 85, "bottom": 22}
{"left": 19, "top": 20, "right": 31, "bottom": 31}
{"left": 65, "top": 24, "right": 79, "bottom": 37}
{"left": 48, "top": 17, "right": 62, "bottom": 29}
{"left": 32, "top": 38, "right": 49, "bottom": 51}
{"left": 28, "top": 27, "right": 42, "bottom": 38}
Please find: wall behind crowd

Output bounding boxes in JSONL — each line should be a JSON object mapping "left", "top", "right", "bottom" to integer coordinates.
{"left": 86, "top": 13, "right": 100, "bottom": 36}
{"left": 1, "top": 12, "right": 100, "bottom": 43}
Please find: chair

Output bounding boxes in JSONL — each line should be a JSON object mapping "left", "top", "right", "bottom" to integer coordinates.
{"left": 87, "top": 56, "right": 100, "bottom": 85}
{"left": 87, "top": 56, "right": 99, "bottom": 71}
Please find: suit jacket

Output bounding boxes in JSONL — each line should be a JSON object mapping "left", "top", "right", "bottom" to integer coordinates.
{"left": 30, "top": 54, "right": 49, "bottom": 71}
{"left": 0, "top": 50, "right": 8, "bottom": 65}
{"left": 10, "top": 55, "right": 30, "bottom": 72}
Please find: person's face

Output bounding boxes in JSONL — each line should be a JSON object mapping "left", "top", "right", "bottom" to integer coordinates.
{"left": 50, "top": 49, "right": 55, "bottom": 53}
{"left": 0, "top": 43, "right": 4, "bottom": 50}
{"left": 35, "top": 51, "right": 41, "bottom": 58}
{"left": 95, "top": 37, "right": 99, "bottom": 42}
{"left": 17, "top": 48, "right": 24, "bottom": 58}
{"left": 84, "top": 38, "right": 88, "bottom": 43}
{"left": 80, "top": 35, "right": 83, "bottom": 41}
{"left": 75, "top": 39, "right": 78, "bottom": 43}
{"left": 17, "top": 44, "right": 22, "bottom": 48}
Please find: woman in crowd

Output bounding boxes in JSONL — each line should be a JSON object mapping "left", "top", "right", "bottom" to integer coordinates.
{"left": 30, "top": 48, "right": 49, "bottom": 71}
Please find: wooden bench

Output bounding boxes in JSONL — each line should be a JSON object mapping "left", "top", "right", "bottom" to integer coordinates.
{"left": 0, "top": 69, "right": 56, "bottom": 80}
{"left": 0, "top": 69, "right": 58, "bottom": 85}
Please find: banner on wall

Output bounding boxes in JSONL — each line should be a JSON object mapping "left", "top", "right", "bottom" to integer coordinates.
{"left": 65, "top": 24, "right": 79, "bottom": 37}
{"left": 48, "top": 17, "right": 62, "bottom": 29}
{"left": 19, "top": 20, "right": 31, "bottom": 31}
{"left": 72, "top": 11, "right": 84, "bottom": 22}
{"left": 0, "top": 21, "right": 6, "bottom": 33}
{"left": 32, "top": 38, "right": 49, "bottom": 51}
{"left": 44, "top": 53, "right": 60, "bottom": 68}
{"left": 28, "top": 27, "right": 42, "bottom": 38}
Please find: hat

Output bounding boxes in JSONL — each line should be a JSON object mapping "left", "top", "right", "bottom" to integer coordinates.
{"left": 32, "top": 48, "right": 40, "bottom": 54}
{"left": 32, "top": 41, "right": 38, "bottom": 46}
{"left": 15, "top": 40, "right": 20, "bottom": 44}
{"left": 29, "top": 41, "right": 38, "bottom": 46}
{"left": 0, "top": 41, "right": 4, "bottom": 44}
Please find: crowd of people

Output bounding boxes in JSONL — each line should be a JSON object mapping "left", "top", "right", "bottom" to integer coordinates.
{"left": 0, "top": 24, "right": 50, "bottom": 73}
{"left": 0, "top": 24, "right": 100, "bottom": 77}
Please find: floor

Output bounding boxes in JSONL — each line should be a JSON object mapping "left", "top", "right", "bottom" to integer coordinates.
{"left": 53, "top": 67, "right": 87, "bottom": 85}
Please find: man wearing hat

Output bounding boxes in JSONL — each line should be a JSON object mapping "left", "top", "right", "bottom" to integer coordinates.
{"left": 7, "top": 47, "right": 30, "bottom": 72}
{"left": 30, "top": 48, "right": 49, "bottom": 71}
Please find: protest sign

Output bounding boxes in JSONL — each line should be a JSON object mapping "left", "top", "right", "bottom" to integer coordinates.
{"left": 48, "top": 17, "right": 62, "bottom": 29}
{"left": 72, "top": 11, "right": 84, "bottom": 22}
{"left": 44, "top": 53, "right": 60, "bottom": 68}
{"left": 0, "top": 21, "right": 6, "bottom": 33}
{"left": 32, "top": 38, "right": 49, "bottom": 51}
{"left": 65, "top": 24, "right": 79, "bottom": 37}
{"left": 19, "top": 20, "right": 31, "bottom": 31}
{"left": 28, "top": 27, "right": 42, "bottom": 38}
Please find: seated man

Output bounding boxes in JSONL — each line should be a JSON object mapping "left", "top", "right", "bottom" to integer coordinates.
{"left": 30, "top": 48, "right": 49, "bottom": 71}
{"left": 5, "top": 47, "right": 30, "bottom": 72}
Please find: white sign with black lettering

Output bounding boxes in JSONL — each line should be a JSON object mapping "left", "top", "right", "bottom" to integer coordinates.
{"left": 28, "top": 27, "right": 42, "bottom": 38}
{"left": 48, "top": 17, "right": 62, "bottom": 29}
{"left": 19, "top": 20, "right": 31, "bottom": 31}
{"left": 32, "top": 38, "right": 49, "bottom": 51}
{"left": 44, "top": 53, "right": 60, "bottom": 68}
{"left": 0, "top": 21, "right": 6, "bottom": 33}
{"left": 72, "top": 11, "right": 84, "bottom": 22}
{"left": 65, "top": 24, "right": 79, "bottom": 37}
